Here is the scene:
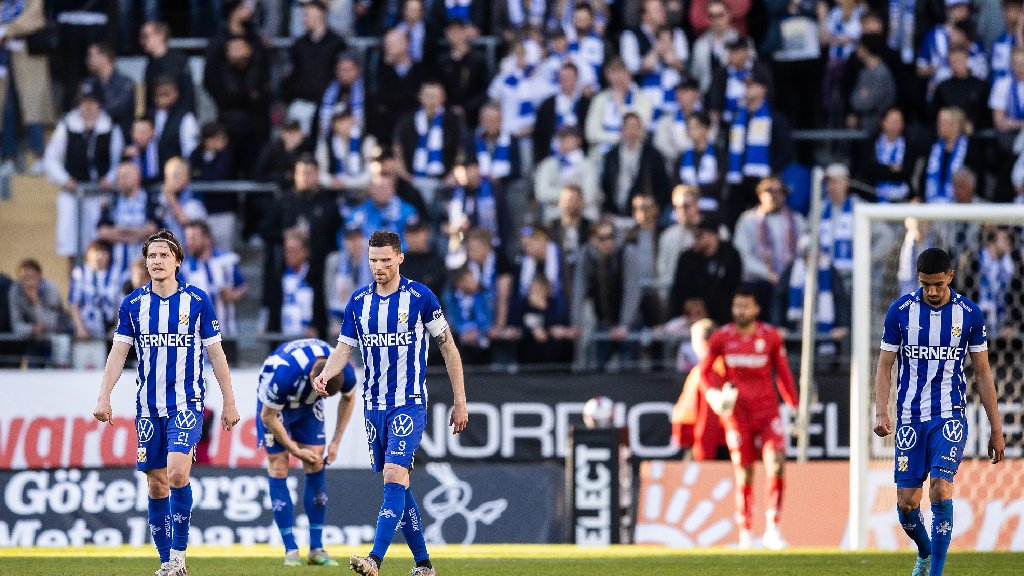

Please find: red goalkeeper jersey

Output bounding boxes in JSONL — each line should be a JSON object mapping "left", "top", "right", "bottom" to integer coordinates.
{"left": 701, "top": 322, "right": 798, "bottom": 417}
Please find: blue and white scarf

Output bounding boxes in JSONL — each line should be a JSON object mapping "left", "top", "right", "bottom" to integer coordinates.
{"left": 518, "top": 241, "right": 562, "bottom": 297}
{"left": 551, "top": 92, "right": 579, "bottom": 153}
{"left": 568, "top": 32, "right": 604, "bottom": 83}
{"left": 507, "top": 0, "right": 546, "bottom": 26}
{"left": 599, "top": 87, "right": 636, "bottom": 154}
{"left": 679, "top": 143, "right": 717, "bottom": 187}
{"left": 135, "top": 140, "right": 160, "bottom": 180}
{"left": 723, "top": 64, "right": 750, "bottom": 124}
{"left": 469, "top": 250, "right": 498, "bottom": 292}
{"left": 476, "top": 131, "right": 512, "bottom": 179}
{"left": 558, "top": 148, "right": 584, "bottom": 179}
{"left": 281, "top": 263, "right": 314, "bottom": 335}
{"left": 992, "top": 32, "right": 1018, "bottom": 84}
{"left": 330, "top": 125, "right": 362, "bottom": 177}
{"left": 451, "top": 179, "right": 498, "bottom": 240}
{"left": 788, "top": 257, "right": 835, "bottom": 334}
{"left": 825, "top": 5, "right": 863, "bottom": 61}
{"left": 503, "top": 68, "right": 538, "bottom": 131}
{"left": 727, "top": 101, "right": 771, "bottom": 184}
{"left": 875, "top": 135, "right": 909, "bottom": 202}
{"left": 1006, "top": 77, "right": 1024, "bottom": 120}
{"left": 642, "top": 66, "right": 682, "bottom": 124}
{"left": 445, "top": 0, "right": 471, "bottom": 21}
{"left": 671, "top": 108, "right": 691, "bottom": 150}
{"left": 978, "top": 247, "right": 1014, "bottom": 330}
{"left": 319, "top": 78, "right": 365, "bottom": 138}
{"left": 888, "top": 0, "right": 916, "bottom": 64}
{"left": 820, "top": 196, "right": 854, "bottom": 272}
{"left": 924, "top": 135, "right": 967, "bottom": 203}
{"left": 0, "top": 0, "right": 26, "bottom": 72}
{"left": 413, "top": 109, "right": 446, "bottom": 177}
{"left": 396, "top": 21, "right": 425, "bottom": 62}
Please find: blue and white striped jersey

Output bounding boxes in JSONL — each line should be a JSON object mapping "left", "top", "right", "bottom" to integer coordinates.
{"left": 114, "top": 280, "right": 221, "bottom": 417}
{"left": 69, "top": 264, "right": 122, "bottom": 337}
{"left": 258, "top": 339, "right": 357, "bottom": 410}
{"left": 180, "top": 249, "right": 246, "bottom": 336}
{"left": 339, "top": 276, "right": 449, "bottom": 410}
{"left": 98, "top": 190, "right": 162, "bottom": 283}
{"left": 881, "top": 288, "right": 988, "bottom": 423}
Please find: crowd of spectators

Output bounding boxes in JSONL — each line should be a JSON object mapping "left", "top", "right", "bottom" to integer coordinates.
{"left": 3, "top": 0, "right": 1024, "bottom": 369}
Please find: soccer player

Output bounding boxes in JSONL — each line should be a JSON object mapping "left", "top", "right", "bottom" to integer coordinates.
{"left": 313, "top": 230, "right": 468, "bottom": 576}
{"left": 93, "top": 229, "right": 240, "bottom": 576}
{"left": 874, "top": 248, "right": 1004, "bottom": 576}
{"left": 257, "top": 338, "right": 358, "bottom": 566}
{"left": 701, "top": 286, "right": 798, "bottom": 550}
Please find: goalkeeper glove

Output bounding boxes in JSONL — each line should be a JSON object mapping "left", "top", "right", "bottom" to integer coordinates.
{"left": 705, "top": 382, "right": 738, "bottom": 417}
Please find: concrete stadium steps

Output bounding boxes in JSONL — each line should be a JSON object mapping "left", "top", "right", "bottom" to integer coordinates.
{"left": 0, "top": 175, "right": 68, "bottom": 294}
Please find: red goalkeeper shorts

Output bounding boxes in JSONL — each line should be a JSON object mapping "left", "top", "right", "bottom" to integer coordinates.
{"left": 723, "top": 408, "right": 786, "bottom": 467}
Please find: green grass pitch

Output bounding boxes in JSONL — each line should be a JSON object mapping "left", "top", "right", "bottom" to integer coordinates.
{"left": 0, "top": 544, "right": 1020, "bottom": 575}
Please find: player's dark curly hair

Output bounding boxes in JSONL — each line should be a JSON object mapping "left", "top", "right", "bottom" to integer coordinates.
{"left": 142, "top": 229, "right": 185, "bottom": 273}
{"left": 917, "top": 247, "right": 952, "bottom": 275}
{"left": 368, "top": 230, "right": 403, "bottom": 254}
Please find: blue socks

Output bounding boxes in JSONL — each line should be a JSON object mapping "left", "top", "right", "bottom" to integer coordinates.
{"left": 148, "top": 496, "right": 171, "bottom": 563}
{"left": 268, "top": 476, "right": 297, "bottom": 551}
{"left": 370, "top": 482, "right": 407, "bottom": 563}
{"left": 931, "top": 500, "right": 954, "bottom": 576}
{"left": 169, "top": 484, "right": 192, "bottom": 552}
{"left": 400, "top": 488, "right": 430, "bottom": 565}
{"left": 898, "top": 506, "right": 932, "bottom": 559}
{"left": 304, "top": 470, "right": 328, "bottom": 550}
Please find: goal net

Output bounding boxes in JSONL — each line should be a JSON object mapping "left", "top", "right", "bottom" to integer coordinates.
{"left": 849, "top": 203, "right": 1024, "bottom": 550}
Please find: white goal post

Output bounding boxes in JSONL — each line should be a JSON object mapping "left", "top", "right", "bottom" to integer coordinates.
{"left": 849, "top": 202, "right": 1024, "bottom": 550}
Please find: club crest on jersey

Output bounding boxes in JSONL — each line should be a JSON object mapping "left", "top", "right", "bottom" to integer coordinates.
{"left": 391, "top": 414, "right": 415, "bottom": 437}
{"left": 897, "top": 455, "right": 908, "bottom": 472}
{"left": 137, "top": 448, "right": 146, "bottom": 463}
{"left": 952, "top": 323, "right": 962, "bottom": 338}
{"left": 179, "top": 314, "right": 189, "bottom": 325}
{"left": 942, "top": 420, "right": 965, "bottom": 443}
{"left": 399, "top": 311, "right": 409, "bottom": 324}
{"left": 755, "top": 339, "right": 765, "bottom": 353}
{"left": 895, "top": 426, "right": 917, "bottom": 450}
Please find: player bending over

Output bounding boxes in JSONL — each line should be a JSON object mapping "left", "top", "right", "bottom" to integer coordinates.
{"left": 93, "top": 229, "right": 240, "bottom": 576}
{"left": 874, "top": 248, "right": 1004, "bottom": 576}
{"left": 257, "top": 338, "right": 358, "bottom": 566}
{"left": 702, "top": 286, "right": 797, "bottom": 550}
{"left": 313, "top": 230, "right": 468, "bottom": 576}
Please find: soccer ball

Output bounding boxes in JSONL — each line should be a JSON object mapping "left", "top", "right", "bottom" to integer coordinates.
{"left": 583, "top": 396, "right": 615, "bottom": 428}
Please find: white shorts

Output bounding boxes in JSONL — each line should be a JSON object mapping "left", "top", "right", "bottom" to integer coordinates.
{"left": 56, "top": 190, "right": 106, "bottom": 257}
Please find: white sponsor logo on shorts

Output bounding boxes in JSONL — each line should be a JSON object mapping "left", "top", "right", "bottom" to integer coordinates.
{"left": 174, "top": 410, "right": 197, "bottom": 429}
{"left": 391, "top": 414, "right": 414, "bottom": 437}
{"left": 942, "top": 420, "right": 964, "bottom": 443}
{"left": 895, "top": 426, "right": 917, "bottom": 450}
{"left": 137, "top": 419, "right": 154, "bottom": 443}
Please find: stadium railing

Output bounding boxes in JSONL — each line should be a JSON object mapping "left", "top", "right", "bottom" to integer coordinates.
{"left": 71, "top": 181, "right": 280, "bottom": 265}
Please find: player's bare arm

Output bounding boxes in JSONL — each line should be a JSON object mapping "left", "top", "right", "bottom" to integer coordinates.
{"left": 314, "top": 342, "right": 355, "bottom": 396}
{"left": 326, "top": 390, "right": 356, "bottom": 465}
{"left": 93, "top": 341, "right": 132, "bottom": 424}
{"left": 873, "top": 349, "right": 898, "bottom": 437}
{"left": 970, "top": 349, "right": 1005, "bottom": 463}
{"left": 436, "top": 326, "right": 468, "bottom": 434}
{"left": 260, "top": 403, "right": 321, "bottom": 465}
{"left": 206, "top": 341, "right": 240, "bottom": 431}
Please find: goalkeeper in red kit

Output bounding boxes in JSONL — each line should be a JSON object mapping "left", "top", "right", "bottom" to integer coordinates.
{"left": 701, "top": 286, "right": 798, "bottom": 550}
